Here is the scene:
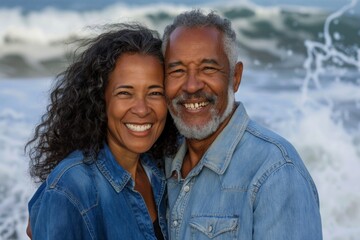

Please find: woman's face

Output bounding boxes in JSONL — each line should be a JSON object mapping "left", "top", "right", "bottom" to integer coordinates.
{"left": 105, "top": 53, "right": 167, "bottom": 157}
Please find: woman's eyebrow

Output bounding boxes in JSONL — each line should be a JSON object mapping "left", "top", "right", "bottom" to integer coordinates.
{"left": 148, "top": 85, "right": 164, "bottom": 89}
{"left": 114, "top": 85, "right": 133, "bottom": 89}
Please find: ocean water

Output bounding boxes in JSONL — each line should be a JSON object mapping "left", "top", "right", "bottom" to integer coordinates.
{"left": 0, "top": 0, "right": 360, "bottom": 239}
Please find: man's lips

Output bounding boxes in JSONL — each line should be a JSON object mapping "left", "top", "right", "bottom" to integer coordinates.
{"left": 183, "top": 101, "right": 209, "bottom": 110}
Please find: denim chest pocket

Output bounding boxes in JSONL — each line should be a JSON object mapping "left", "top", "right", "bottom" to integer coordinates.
{"left": 189, "top": 216, "right": 238, "bottom": 239}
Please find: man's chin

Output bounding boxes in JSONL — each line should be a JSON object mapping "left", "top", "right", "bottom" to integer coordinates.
{"left": 174, "top": 118, "right": 220, "bottom": 140}
{"left": 169, "top": 107, "right": 222, "bottom": 139}
{"left": 177, "top": 119, "right": 211, "bottom": 131}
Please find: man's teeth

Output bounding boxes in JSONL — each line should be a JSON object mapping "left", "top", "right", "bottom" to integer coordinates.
{"left": 126, "top": 124, "right": 152, "bottom": 132}
{"left": 184, "top": 102, "right": 209, "bottom": 110}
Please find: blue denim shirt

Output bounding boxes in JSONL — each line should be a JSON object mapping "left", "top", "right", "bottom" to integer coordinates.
{"left": 28, "top": 144, "right": 167, "bottom": 240}
{"left": 165, "top": 102, "right": 322, "bottom": 240}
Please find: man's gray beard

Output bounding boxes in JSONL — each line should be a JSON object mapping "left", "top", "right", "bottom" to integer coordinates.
{"left": 168, "top": 86, "right": 235, "bottom": 140}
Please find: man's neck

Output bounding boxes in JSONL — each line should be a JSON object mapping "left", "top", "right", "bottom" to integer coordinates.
{"left": 181, "top": 107, "right": 235, "bottom": 178}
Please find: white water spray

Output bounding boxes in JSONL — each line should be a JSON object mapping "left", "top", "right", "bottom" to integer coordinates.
{"left": 296, "top": 1, "right": 360, "bottom": 239}
{"left": 302, "top": 0, "right": 360, "bottom": 105}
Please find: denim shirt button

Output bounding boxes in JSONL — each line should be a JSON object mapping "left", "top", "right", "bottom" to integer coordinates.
{"left": 183, "top": 185, "right": 190, "bottom": 192}
{"left": 173, "top": 220, "right": 179, "bottom": 227}
{"left": 208, "top": 225, "right": 213, "bottom": 232}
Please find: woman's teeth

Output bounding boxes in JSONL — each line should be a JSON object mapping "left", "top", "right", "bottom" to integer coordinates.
{"left": 126, "top": 124, "right": 152, "bottom": 132}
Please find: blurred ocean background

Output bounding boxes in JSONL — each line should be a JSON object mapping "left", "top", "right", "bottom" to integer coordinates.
{"left": 0, "top": 0, "right": 359, "bottom": 239}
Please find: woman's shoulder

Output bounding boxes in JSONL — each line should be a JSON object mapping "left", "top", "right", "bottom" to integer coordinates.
{"left": 45, "top": 150, "right": 97, "bottom": 195}
{"left": 28, "top": 152, "right": 100, "bottom": 230}
{"left": 46, "top": 151, "right": 86, "bottom": 179}
{"left": 29, "top": 150, "right": 100, "bottom": 212}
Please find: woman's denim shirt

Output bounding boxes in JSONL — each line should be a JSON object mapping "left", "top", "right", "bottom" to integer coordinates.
{"left": 165, "top": 102, "right": 322, "bottom": 240}
{"left": 28, "top": 144, "right": 167, "bottom": 240}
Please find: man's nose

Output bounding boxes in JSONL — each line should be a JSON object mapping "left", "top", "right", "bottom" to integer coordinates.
{"left": 131, "top": 98, "right": 151, "bottom": 117}
{"left": 182, "top": 71, "right": 205, "bottom": 93}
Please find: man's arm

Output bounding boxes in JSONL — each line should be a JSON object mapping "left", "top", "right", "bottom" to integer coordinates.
{"left": 253, "top": 163, "right": 322, "bottom": 240}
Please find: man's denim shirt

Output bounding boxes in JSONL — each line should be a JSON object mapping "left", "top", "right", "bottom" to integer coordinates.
{"left": 28, "top": 144, "right": 167, "bottom": 240}
{"left": 165, "top": 102, "right": 322, "bottom": 240}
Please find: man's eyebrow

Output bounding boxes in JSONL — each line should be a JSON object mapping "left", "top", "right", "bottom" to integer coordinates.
{"left": 202, "top": 59, "right": 220, "bottom": 65}
{"left": 166, "top": 59, "right": 220, "bottom": 69}
{"left": 167, "top": 61, "right": 184, "bottom": 69}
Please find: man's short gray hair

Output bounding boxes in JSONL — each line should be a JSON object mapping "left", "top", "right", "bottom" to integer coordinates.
{"left": 162, "top": 9, "right": 239, "bottom": 67}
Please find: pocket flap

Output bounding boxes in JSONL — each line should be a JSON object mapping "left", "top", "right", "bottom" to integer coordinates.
{"left": 189, "top": 216, "right": 238, "bottom": 238}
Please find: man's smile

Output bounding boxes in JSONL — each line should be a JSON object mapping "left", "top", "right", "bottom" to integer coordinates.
{"left": 183, "top": 101, "right": 209, "bottom": 110}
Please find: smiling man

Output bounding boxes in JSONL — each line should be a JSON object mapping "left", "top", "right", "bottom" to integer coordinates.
{"left": 162, "top": 10, "right": 323, "bottom": 240}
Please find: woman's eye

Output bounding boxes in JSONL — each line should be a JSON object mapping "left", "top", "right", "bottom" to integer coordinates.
{"left": 115, "top": 91, "right": 131, "bottom": 96}
{"left": 149, "top": 91, "right": 164, "bottom": 96}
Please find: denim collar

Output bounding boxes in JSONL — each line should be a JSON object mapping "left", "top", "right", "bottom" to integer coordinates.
{"left": 96, "top": 143, "right": 164, "bottom": 193}
{"left": 166, "top": 102, "right": 249, "bottom": 179}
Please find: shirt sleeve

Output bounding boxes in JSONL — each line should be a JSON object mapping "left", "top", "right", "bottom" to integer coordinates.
{"left": 252, "top": 163, "right": 322, "bottom": 240}
{"left": 30, "top": 188, "right": 93, "bottom": 240}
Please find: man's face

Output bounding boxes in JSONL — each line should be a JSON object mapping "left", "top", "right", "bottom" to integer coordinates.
{"left": 164, "top": 26, "right": 239, "bottom": 140}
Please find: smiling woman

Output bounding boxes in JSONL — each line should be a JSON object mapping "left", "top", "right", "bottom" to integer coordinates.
{"left": 106, "top": 53, "right": 167, "bottom": 160}
{"left": 24, "top": 23, "right": 179, "bottom": 240}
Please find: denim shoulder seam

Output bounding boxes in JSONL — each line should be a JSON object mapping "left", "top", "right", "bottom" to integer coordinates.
{"left": 247, "top": 125, "right": 314, "bottom": 188}
{"left": 48, "top": 180, "right": 99, "bottom": 213}
{"left": 47, "top": 162, "right": 99, "bottom": 213}
{"left": 44, "top": 187, "right": 97, "bottom": 239}
{"left": 246, "top": 123, "right": 320, "bottom": 205}
{"left": 251, "top": 162, "right": 319, "bottom": 206}
{"left": 246, "top": 122, "right": 291, "bottom": 163}
{"left": 251, "top": 161, "right": 289, "bottom": 204}
{"left": 49, "top": 160, "right": 85, "bottom": 187}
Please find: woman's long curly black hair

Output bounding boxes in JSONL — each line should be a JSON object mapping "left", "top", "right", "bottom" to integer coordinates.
{"left": 25, "top": 23, "right": 179, "bottom": 182}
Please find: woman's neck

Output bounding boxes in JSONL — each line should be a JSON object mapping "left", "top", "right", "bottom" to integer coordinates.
{"left": 107, "top": 141, "right": 140, "bottom": 180}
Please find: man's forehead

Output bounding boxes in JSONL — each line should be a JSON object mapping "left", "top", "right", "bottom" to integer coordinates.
{"left": 165, "top": 26, "right": 224, "bottom": 58}
{"left": 168, "top": 26, "right": 222, "bottom": 42}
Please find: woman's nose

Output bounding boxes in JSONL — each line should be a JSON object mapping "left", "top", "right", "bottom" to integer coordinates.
{"left": 130, "top": 98, "right": 151, "bottom": 117}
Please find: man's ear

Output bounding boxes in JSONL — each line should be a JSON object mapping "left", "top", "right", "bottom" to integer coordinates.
{"left": 233, "top": 62, "right": 243, "bottom": 92}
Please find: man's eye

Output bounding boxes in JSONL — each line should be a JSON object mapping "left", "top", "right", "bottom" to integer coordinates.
{"left": 168, "top": 69, "right": 185, "bottom": 76}
{"left": 203, "top": 67, "right": 218, "bottom": 73}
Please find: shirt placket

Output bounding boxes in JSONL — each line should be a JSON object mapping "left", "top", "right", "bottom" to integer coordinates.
{"left": 127, "top": 185, "right": 156, "bottom": 240}
{"left": 170, "top": 177, "right": 194, "bottom": 240}
{"left": 152, "top": 173, "right": 167, "bottom": 239}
